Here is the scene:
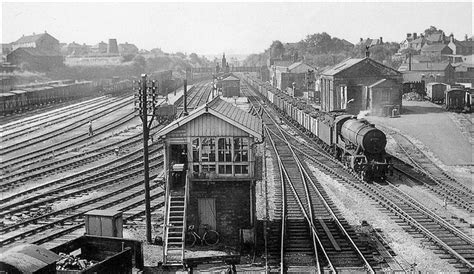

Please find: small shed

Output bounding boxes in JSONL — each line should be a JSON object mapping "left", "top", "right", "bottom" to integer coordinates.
{"left": 366, "top": 79, "right": 402, "bottom": 116}
{"left": 320, "top": 57, "right": 402, "bottom": 116}
{"left": 221, "top": 74, "right": 240, "bottom": 97}
{"left": 156, "top": 96, "right": 263, "bottom": 266}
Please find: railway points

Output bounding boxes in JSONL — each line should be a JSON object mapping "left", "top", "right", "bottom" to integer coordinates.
{"left": 1, "top": 71, "right": 471, "bottom": 273}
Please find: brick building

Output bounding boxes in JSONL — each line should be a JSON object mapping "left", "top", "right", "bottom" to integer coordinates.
{"left": 398, "top": 62, "right": 456, "bottom": 85}
{"left": 7, "top": 48, "right": 63, "bottom": 71}
{"left": 320, "top": 57, "right": 402, "bottom": 116}
{"left": 157, "top": 97, "right": 262, "bottom": 266}
{"left": 420, "top": 44, "right": 453, "bottom": 62}
{"left": 272, "top": 61, "right": 315, "bottom": 96}
{"left": 11, "top": 32, "right": 60, "bottom": 53}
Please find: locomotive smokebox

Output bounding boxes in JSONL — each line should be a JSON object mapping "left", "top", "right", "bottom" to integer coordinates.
{"left": 340, "top": 119, "right": 387, "bottom": 154}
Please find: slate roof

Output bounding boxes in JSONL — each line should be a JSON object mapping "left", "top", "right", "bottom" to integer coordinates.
{"left": 398, "top": 62, "right": 451, "bottom": 72}
{"left": 14, "top": 33, "right": 58, "bottom": 44}
{"left": 421, "top": 44, "right": 449, "bottom": 52}
{"left": 321, "top": 58, "right": 364, "bottom": 76}
{"left": 221, "top": 74, "right": 240, "bottom": 81}
{"left": 322, "top": 57, "right": 401, "bottom": 77}
{"left": 157, "top": 96, "right": 262, "bottom": 140}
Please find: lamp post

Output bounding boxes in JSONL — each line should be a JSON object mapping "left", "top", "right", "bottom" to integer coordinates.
{"left": 134, "top": 74, "right": 159, "bottom": 243}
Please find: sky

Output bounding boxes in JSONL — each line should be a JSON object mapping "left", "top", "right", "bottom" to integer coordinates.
{"left": 1, "top": 1, "right": 473, "bottom": 56}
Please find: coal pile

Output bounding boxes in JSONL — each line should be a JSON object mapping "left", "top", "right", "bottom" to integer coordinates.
{"left": 56, "top": 252, "right": 96, "bottom": 270}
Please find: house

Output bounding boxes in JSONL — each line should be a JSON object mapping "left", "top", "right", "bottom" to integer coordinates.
{"left": 420, "top": 44, "right": 453, "bottom": 62}
{"left": 90, "top": 41, "right": 108, "bottom": 54}
{"left": 11, "top": 32, "right": 60, "bottom": 53}
{"left": 66, "top": 42, "right": 89, "bottom": 56}
{"left": 220, "top": 74, "right": 240, "bottom": 97}
{"left": 452, "top": 56, "right": 474, "bottom": 86}
{"left": 399, "top": 33, "right": 425, "bottom": 53}
{"left": 7, "top": 48, "right": 63, "bottom": 71}
{"left": 156, "top": 96, "right": 262, "bottom": 265}
{"left": 448, "top": 35, "right": 474, "bottom": 56}
{"left": 358, "top": 37, "right": 384, "bottom": 47}
{"left": 398, "top": 62, "right": 455, "bottom": 84}
{"left": 272, "top": 61, "right": 315, "bottom": 96}
{"left": 319, "top": 57, "right": 402, "bottom": 116}
{"left": 119, "top": 42, "right": 139, "bottom": 55}
{"left": 425, "top": 32, "right": 449, "bottom": 44}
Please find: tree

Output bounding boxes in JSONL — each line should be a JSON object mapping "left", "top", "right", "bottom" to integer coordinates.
{"left": 132, "top": 55, "right": 146, "bottom": 72}
{"left": 424, "top": 26, "right": 443, "bottom": 36}
{"left": 269, "top": 40, "right": 285, "bottom": 59}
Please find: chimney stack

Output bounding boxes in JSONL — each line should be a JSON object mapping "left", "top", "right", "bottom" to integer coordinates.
{"left": 379, "top": 37, "right": 383, "bottom": 44}
{"left": 407, "top": 33, "right": 411, "bottom": 39}
{"left": 413, "top": 33, "right": 417, "bottom": 39}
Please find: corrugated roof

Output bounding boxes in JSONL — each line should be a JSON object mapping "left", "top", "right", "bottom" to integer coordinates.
{"left": 321, "top": 58, "right": 364, "bottom": 76}
{"left": 157, "top": 96, "right": 262, "bottom": 140}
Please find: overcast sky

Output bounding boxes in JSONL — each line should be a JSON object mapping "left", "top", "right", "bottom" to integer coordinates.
{"left": 2, "top": 1, "right": 472, "bottom": 55}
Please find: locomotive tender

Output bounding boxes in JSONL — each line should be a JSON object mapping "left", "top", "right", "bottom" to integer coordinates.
{"left": 242, "top": 73, "right": 391, "bottom": 181}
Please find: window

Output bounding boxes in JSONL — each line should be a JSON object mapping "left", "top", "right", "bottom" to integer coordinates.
{"left": 202, "top": 164, "right": 216, "bottom": 173}
{"left": 234, "top": 138, "right": 249, "bottom": 162}
{"left": 218, "top": 164, "right": 232, "bottom": 174}
{"left": 235, "top": 165, "right": 249, "bottom": 174}
{"left": 218, "top": 138, "right": 232, "bottom": 162}
{"left": 192, "top": 138, "right": 199, "bottom": 162}
{"left": 201, "top": 138, "right": 216, "bottom": 162}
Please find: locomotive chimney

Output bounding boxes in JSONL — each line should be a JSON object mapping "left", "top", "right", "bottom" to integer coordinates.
{"left": 183, "top": 79, "right": 188, "bottom": 116}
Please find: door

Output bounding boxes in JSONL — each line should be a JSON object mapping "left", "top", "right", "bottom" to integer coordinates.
{"left": 198, "top": 198, "right": 216, "bottom": 230}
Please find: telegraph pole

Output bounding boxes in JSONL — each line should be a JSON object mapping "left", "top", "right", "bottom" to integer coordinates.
{"left": 134, "top": 74, "right": 158, "bottom": 243}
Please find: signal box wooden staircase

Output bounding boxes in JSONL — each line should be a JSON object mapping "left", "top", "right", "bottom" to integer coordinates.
{"left": 162, "top": 170, "right": 188, "bottom": 267}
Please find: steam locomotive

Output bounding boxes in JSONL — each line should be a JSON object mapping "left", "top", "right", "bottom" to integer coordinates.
{"left": 242, "top": 73, "right": 391, "bottom": 181}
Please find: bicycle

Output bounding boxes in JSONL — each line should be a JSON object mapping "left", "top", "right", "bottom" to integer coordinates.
{"left": 185, "top": 224, "right": 220, "bottom": 247}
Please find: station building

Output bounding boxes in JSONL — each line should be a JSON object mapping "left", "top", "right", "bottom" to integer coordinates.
{"left": 156, "top": 96, "right": 263, "bottom": 265}
{"left": 320, "top": 57, "right": 403, "bottom": 116}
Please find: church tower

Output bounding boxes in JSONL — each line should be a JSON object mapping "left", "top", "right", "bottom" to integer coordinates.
{"left": 221, "top": 53, "right": 227, "bottom": 69}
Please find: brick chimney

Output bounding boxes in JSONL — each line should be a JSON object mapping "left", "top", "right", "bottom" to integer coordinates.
{"left": 413, "top": 33, "right": 417, "bottom": 39}
{"left": 379, "top": 37, "right": 383, "bottom": 44}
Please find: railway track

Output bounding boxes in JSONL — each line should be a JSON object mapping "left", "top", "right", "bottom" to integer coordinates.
{"left": 1, "top": 96, "right": 119, "bottom": 141}
{"left": 0, "top": 95, "right": 103, "bottom": 125}
{"left": 0, "top": 156, "right": 163, "bottom": 248}
{"left": 0, "top": 80, "right": 214, "bottom": 249}
{"left": 379, "top": 126, "right": 473, "bottom": 213}
{"left": 0, "top": 97, "right": 134, "bottom": 156}
{"left": 242, "top": 76, "right": 473, "bottom": 271}
{"left": 244, "top": 84, "right": 376, "bottom": 272}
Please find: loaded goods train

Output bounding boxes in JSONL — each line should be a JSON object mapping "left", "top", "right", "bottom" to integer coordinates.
{"left": 242, "top": 73, "right": 391, "bottom": 181}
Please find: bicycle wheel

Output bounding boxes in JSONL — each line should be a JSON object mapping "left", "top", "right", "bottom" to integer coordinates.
{"left": 203, "top": 230, "right": 220, "bottom": 246}
{"left": 185, "top": 232, "right": 197, "bottom": 247}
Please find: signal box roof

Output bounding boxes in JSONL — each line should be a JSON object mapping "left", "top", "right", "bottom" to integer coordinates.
{"left": 157, "top": 96, "right": 262, "bottom": 141}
